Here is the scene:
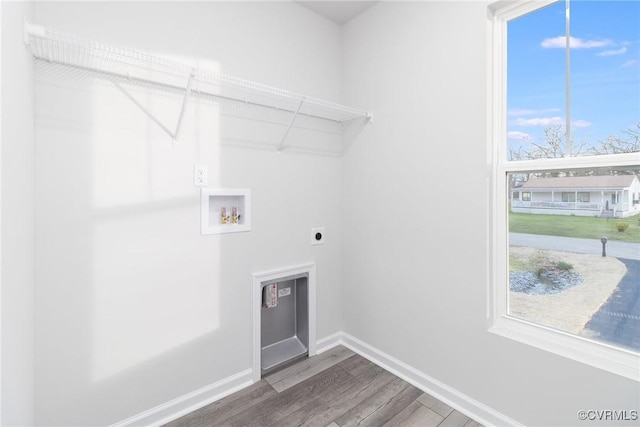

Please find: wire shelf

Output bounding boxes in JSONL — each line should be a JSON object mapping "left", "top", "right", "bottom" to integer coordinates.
{"left": 25, "top": 22, "right": 372, "bottom": 155}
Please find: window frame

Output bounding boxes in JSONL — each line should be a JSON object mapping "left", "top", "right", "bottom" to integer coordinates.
{"left": 577, "top": 192, "right": 589, "bottom": 203}
{"left": 488, "top": 0, "right": 639, "bottom": 381}
{"left": 561, "top": 192, "right": 575, "bottom": 203}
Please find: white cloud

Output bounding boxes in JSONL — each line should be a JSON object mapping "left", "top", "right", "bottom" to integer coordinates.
{"left": 513, "top": 117, "right": 591, "bottom": 128}
{"left": 597, "top": 47, "right": 627, "bottom": 56}
{"left": 515, "top": 116, "right": 564, "bottom": 126}
{"left": 571, "top": 120, "right": 592, "bottom": 128}
{"left": 622, "top": 59, "right": 638, "bottom": 68}
{"left": 541, "top": 36, "right": 612, "bottom": 49}
{"left": 508, "top": 131, "right": 532, "bottom": 141}
{"left": 540, "top": 37, "right": 566, "bottom": 48}
{"left": 508, "top": 108, "right": 561, "bottom": 117}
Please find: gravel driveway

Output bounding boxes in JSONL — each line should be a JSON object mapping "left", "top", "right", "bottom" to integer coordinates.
{"left": 509, "top": 247, "right": 627, "bottom": 335}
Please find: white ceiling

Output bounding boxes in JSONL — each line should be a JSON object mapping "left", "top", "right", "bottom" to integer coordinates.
{"left": 296, "top": 1, "right": 378, "bottom": 25}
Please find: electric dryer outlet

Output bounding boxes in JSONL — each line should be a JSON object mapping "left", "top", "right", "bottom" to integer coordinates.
{"left": 311, "top": 227, "right": 325, "bottom": 245}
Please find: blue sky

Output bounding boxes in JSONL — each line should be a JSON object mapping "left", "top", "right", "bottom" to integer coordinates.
{"left": 507, "top": 0, "right": 640, "bottom": 154}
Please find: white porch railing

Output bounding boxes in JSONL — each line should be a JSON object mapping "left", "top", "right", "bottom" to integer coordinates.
{"left": 526, "top": 201, "right": 600, "bottom": 210}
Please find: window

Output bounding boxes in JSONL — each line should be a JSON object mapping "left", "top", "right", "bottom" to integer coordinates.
{"left": 490, "top": 0, "right": 639, "bottom": 380}
{"left": 561, "top": 192, "right": 575, "bottom": 202}
{"left": 513, "top": 191, "right": 520, "bottom": 200}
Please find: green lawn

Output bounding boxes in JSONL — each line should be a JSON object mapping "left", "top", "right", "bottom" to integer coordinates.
{"left": 509, "top": 212, "right": 640, "bottom": 243}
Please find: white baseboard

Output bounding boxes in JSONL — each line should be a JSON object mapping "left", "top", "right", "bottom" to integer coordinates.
{"left": 110, "top": 369, "right": 253, "bottom": 427}
{"left": 337, "top": 332, "right": 522, "bottom": 427}
{"left": 111, "top": 331, "right": 520, "bottom": 427}
{"left": 315, "top": 331, "right": 343, "bottom": 354}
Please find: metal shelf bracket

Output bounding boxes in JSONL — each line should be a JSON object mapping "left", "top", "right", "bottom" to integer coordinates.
{"left": 114, "top": 69, "right": 196, "bottom": 146}
{"left": 278, "top": 97, "right": 305, "bottom": 152}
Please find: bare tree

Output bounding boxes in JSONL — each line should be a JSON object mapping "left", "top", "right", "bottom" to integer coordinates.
{"left": 590, "top": 123, "right": 640, "bottom": 155}
{"left": 507, "top": 123, "right": 639, "bottom": 186}
{"left": 508, "top": 145, "right": 523, "bottom": 161}
{"left": 523, "top": 124, "right": 587, "bottom": 160}
{"left": 587, "top": 123, "right": 640, "bottom": 178}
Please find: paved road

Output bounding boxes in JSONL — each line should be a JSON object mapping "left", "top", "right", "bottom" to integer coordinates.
{"left": 510, "top": 233, "right": 640, "bottom": 350}
{"left": 584, "top": 258, "right": 640, "bottom": 350}
{"left": 510, "top": 233, "right": 640, "bottom": 260}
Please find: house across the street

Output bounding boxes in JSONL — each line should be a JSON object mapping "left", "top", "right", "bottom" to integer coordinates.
{"left": 511, "top": 174, "right": 640, "bottom": 218}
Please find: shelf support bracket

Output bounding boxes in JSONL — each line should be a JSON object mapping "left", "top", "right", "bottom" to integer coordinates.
{"left": 173, "top": 69, "right": 196, "bottom": 145}
{"left": 114, "top": 70, "right": 196, "bottom": 146}
{"left": 277, "top": 97, "right": 305, "bottom": 152}
{"left": 114, "top": 82, "right": 175, "bottom": 140}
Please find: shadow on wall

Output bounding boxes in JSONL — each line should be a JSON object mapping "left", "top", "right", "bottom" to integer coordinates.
{"left": 34, "top": 56, "right": 226, "bottom": 421}
{"left": 88, "top": 66, "right": 223, "bottom": 382}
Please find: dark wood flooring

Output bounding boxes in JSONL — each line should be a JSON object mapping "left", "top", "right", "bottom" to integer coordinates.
{"left": 164, "top": 346, "right": 483, "bottom": 427}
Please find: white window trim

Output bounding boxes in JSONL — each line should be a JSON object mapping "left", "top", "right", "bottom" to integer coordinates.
{"left": 487, "top": 0, "right": 640, "bottom": 381}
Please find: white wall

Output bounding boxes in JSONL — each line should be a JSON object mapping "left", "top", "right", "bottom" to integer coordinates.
{"left": 32, "top": 2, "right": 343, "bottom": 425}
{"left": 1, "top": 1, "right": 36, "bottom": 425}
{"left": 8, "top": 1, "right": 638, "bottom": 426}
{"left": 342, "top": 2, "right": 639, "bottom": 426}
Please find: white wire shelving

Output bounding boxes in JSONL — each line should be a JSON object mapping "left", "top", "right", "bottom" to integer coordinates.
{"left": 24, "top": 21, "right": 372, "bottom": 155}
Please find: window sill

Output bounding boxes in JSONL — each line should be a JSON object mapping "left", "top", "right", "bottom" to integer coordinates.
{"left": 489, "top": 316, "right": 639, "bottom": 381}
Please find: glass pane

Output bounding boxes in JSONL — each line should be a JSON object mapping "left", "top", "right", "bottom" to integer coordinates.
{"left": 571, "top": 1, "right": 640, "bottom": 156}
{"left": 508, "top": 166, "right": 640, "bottom": 351}
{"left": 507, "top": 1, "right": 567, "bottom": 160}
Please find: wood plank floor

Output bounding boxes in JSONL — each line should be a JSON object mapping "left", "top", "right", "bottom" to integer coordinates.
{"left": 164, "top": 346, "right": 484, "bottom": 427}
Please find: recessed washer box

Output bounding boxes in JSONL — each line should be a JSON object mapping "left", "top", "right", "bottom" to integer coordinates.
{"left": 201, "top": 188, "right": 251, "bottom": 235}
